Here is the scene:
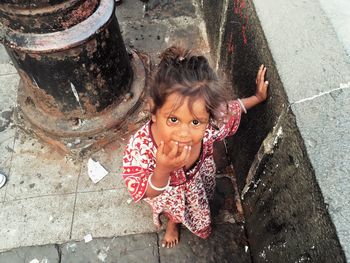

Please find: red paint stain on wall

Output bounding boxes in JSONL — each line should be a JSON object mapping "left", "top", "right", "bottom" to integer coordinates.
{"left": 234, "top": 0, "right": 246, "bottom": 18}
{"left": 242, "top": 25, "right": 247, "bottom": 45}
{"left": 232, "top": 0, "right": 248, "bottom": 46}
{"left": 227, "top": 32, "right": 235, "bottom": 54}
{"left": 242, "top": 14, "right": 248, "bottom": 45}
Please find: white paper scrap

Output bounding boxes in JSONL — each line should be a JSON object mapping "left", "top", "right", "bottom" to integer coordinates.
{"left": 84, "top": 234, "right": 93, "bottom": 243}
{"left": 29, "top": 259, "right": 40, "bottom": 263}
{"left": 88, "top": 158, "right": 108, "bottom": 183}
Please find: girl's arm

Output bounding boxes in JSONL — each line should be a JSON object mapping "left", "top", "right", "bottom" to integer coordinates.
{"left": 144, "top": 140, "right": 191, "bottom": 198}
{"left": 240, "top": 65, "right": 269, "bottom": 111}
{"left": 212, "top": 65, "right": 268, "bottom": 141}
{"left": 144, "top": 165, "right": 171, "bottom": 198}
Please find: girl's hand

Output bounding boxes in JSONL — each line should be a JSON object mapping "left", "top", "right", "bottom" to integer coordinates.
{"left": 240, "top": 65, "right": 269, "bottom": 111}
{"left": 156, "top": 141, "right": 191, "bottom": 174}
{"left": 255, "top": 64, "right": 269, "bottom": 103}
{"left": 145, "top": 140, "right": 191, "bottom": 197}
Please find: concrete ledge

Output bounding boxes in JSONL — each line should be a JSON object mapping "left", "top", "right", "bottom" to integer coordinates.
{"left": 0, "top": 245, "right": 59, "bottom": 263}
{"left": 199, "top": 0, "right": 349, "bottom": 261}
{"left": 242, "top": 109, "right": 345, "bottom": 262}
{"left": 253, "top": 0, "right": 350, "bottom": 260}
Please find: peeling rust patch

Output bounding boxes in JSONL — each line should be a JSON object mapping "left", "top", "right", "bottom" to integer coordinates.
{"left": 42, "top": 47, "right": 83, "bottom": 60}
{"left": 1, "top": 0, "right": 114, "bottom": 52}
{"left": 4, "top": 1, "right": 146, "bottom": 156}
{"left": 86, "top": 39, "right": 98, "bottom": 59}
{"left": 60, "top": 0, "right": 99, "bottom": 29}
{"left": 0, "top": 0, "right": 99, "bottom": 33}
{"left": 18, "top": 70, "right": 63, "bottom": 117}
{"left": 80, "top": 95, "right": 98, "bottom": 116}
{"left": 0, "top": 1, "right": 80, "bottom": 15}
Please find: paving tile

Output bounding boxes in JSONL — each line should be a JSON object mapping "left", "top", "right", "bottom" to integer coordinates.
{"left": 78, "top": 139, "right": 126, "bottom": 192}
{"left": 0, "top": 64, "right": 17, "bottom": 76}
{"left": 120, "top": 20, "right": 209, "bottom": 63}
{"left": 0, "top": 245, "right": 59, "bottom": 263}
{"left": 0, "top": 106, "right": 16, "bottom": 135}
{"left": 5, "top": 131, "right": 80, "bottom": 201}
{"left": 0, "top": 74, "right": 19, "bottom": 110}
{"left": 115, "top": 0, "right": 144, "bottom": 20}
{"left": 0, "top": 127, "right": 16, "bottom": 202}
{"left": 0, "top": 194, "right": 75, "bottom": 251}
{"left": 0, "top": 44, "right": 11, "bottom": 65}
{"left": 0, "top": 73, "right": 18, "bottom": 201}
{"left": 159, "top": 223, "right": 250, "bottom": 263}
{"left": 0, "top": 120, "right": 16, "bottom": 161}
{"left": 61, "top": 234, "right": 159, "bottom": 263}
{"left": 71, "top": 188, "right": 155, "bottom": 240}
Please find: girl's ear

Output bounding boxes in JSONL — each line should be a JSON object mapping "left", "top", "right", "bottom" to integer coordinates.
{"left": 151, "top": 114, "right": 156, "bottom": 123}
{"left": 146, "top": 97, "right": 154, "bottom": 112}
{"left": 147, "top": 98, "right": 156, "bottom": 122}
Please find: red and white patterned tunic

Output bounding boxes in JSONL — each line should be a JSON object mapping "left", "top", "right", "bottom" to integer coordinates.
{"left": 122, "top": 100, "right": 241, "bottom": 238}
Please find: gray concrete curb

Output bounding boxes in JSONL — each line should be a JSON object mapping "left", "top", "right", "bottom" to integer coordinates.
{"left": 254, "top": 0, "right": 350, "bottom": 259}
{"left": 199, "top": 0, "right": 349, "bottom": 261}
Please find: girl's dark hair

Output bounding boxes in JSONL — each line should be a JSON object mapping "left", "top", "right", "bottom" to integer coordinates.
{"left": 150, "top": 46, "right": 228, "bottom": 122}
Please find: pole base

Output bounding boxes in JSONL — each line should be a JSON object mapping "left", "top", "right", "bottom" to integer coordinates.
{"left": 16, "top": 50, "right": 149, "bottom": 157}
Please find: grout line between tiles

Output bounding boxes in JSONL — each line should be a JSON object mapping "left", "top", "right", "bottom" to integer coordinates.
{"left": 69, "top": 160, "right": 83, "bottom": 239}
{"left": 2, "top": 187, "right": 124, "bottom": 203}
{"left": 0, "top": 72, "right": 18, "bottom": 77}
{"left": 5, "top": 192, "right": 77, "bottom": 202}
{"left": 3, "top": 125, "right": 18, "bottom": 203}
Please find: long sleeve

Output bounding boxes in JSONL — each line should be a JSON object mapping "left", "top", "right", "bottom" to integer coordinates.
{"left": 122, "top": 124, "right": 156, "bottom": 202}
{"left": 211, "top": 100, "right": 242, "bottom": 141}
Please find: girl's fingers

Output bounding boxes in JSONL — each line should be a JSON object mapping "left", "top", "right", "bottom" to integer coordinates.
{"left": 257, "top": 66, "right": 267, "bottom": 90}
{"left": 174, "top": 146, "right": 191, "bottom": 168}
{"left": 158, "top": 141, "right": 165, "bottom": 153}
{"left": 256, "top": 67, "right": 260, "bottom": 84}
{"left": 176, "top": 145, "right": 191, "bottom": 166}
{"left": 258, "top": 64, "right": 264, "bottom": 76}
{"left": 185, "top": 145, "right": 191, "bottom": 160}
{"left": 256, "top": 64, "right": 264, "bottom": 84}
{"left": 168, "top": 141, "right": 178, "bottom": 158}
{"left": 261, "top": 67, "right": 267, "bottom": 82}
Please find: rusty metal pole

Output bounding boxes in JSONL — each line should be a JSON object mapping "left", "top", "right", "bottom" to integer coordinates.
{"left": 0, "top": 0, "right": 146, "bottom": 155}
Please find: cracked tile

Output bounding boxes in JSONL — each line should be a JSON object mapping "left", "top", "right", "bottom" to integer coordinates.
{"left": 61, "top": 234, "right": 159, "bottom": 262}
{"left": 0, "top": 194, "right": 75, "bottom": 251}
{"left": 0, "top": 245, "right": 59, "bottom": 262}
{"left": 78, "top": 139, "right": 126, "bottom": 192}
{"left": 71, "top": 188, "right": 155, "bottom": 240}
{"left": 5, "top": 131, "right": 80, "bottom": 201}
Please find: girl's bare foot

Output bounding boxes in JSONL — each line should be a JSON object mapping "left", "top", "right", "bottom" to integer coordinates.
{"left": 162, "top": 220, "right": 179, "bottom": 248}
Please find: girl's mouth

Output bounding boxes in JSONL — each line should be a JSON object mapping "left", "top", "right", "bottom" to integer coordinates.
{"left": 177, "top": 141, "right": 191, "bottom": 147}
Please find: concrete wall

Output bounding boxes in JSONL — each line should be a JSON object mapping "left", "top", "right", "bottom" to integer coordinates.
{"left": 199, "top": 0, "right": 348, "bottom": 261}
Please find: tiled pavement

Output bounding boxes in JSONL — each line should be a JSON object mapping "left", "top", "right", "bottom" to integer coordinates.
{"left": 0, "top": 0, "right": 251, "bottom": 262}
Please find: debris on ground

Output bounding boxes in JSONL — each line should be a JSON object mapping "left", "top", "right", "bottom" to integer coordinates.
{"left": 0, "top": 173, "right": 7, "bottom": 189}
{"left": 87, "top": 158, "right": 108, "bottom": 183}
{"left": 84, "top": 234, "right": 93, "bottom": 243}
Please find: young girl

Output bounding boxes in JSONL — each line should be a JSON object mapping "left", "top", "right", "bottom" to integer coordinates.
{"left": 122, "top": 46, "right": 268, "bottom": 248}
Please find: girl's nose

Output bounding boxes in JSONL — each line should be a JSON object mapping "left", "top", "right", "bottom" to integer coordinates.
{"left": 178, "top": 124, "right": 190, "bottom": 137}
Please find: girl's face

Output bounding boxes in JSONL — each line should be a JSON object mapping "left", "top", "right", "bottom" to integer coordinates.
{"left": 152, "top": 92, "right": 209, "bottom": 153}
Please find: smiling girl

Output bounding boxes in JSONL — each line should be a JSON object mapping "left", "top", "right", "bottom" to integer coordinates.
{"left": 122, "top": 46, "right": 268, "bottom": 248}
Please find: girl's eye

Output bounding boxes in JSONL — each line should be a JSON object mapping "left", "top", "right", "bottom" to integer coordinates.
{"left": 169, "top": 117, "right": 178, "bottom": 123}
{"left": 192, "top": 120, "right": 200, "bottom": 126}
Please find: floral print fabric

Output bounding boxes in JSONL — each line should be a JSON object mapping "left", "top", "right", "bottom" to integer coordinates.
{"left": 122, "top": 100, "right": 241, "bottom": 238}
